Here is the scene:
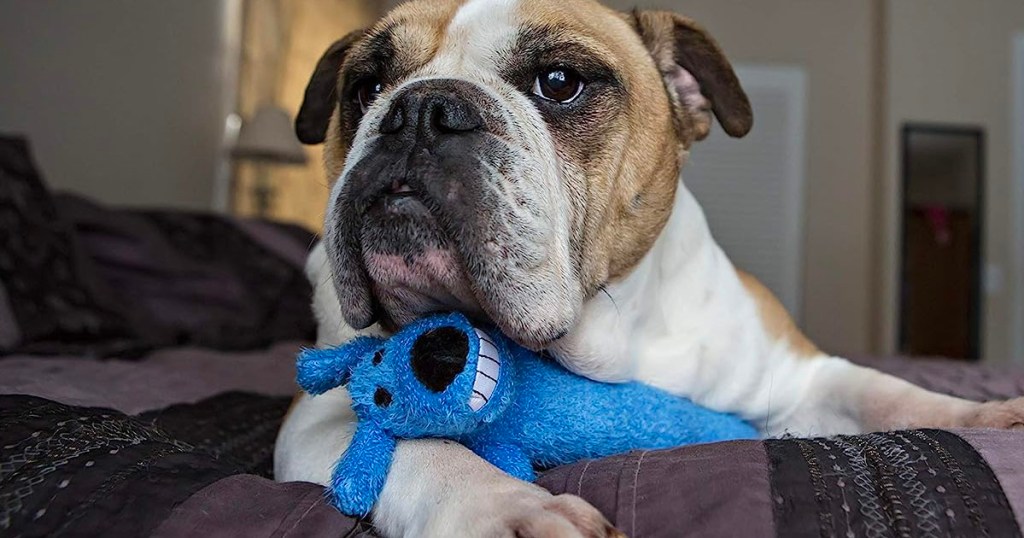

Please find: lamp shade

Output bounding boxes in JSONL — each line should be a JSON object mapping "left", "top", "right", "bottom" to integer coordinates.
{"left": 232, "top": 105, "right": 308, "bottom": 164}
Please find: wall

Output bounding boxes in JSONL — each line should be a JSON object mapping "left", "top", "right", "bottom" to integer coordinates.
{"left": 603, "top": 0, "right": 879, "bottom": 356}
{"left": 0, "top": 0, "right": 236, "bottom": 210}
{"left": 881, "top": 0, "right": 1024, "bottom": 363}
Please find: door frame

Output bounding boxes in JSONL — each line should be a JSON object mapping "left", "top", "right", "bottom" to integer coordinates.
{"left": 1013, "top": 33, "right": 1024, "bottom": 363}
{"left": 211, "top": 0, "right": 243, "bottom": 213}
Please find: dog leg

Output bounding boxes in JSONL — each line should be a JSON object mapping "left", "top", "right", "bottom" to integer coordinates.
{"left": 275, "top": 390, "right": 620, "bottom": 538}
{"left": 765, "top": 356, "right": 1024, "bottom": 436}
{"left": 277, "top": 244, "right": 619, "bottom": 538}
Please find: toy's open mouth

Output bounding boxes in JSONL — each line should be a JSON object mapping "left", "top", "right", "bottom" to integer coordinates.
{"left": 469, "top": 329, "right": 500, "bottom": 411}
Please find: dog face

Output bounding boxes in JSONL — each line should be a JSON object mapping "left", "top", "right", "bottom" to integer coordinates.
{"left": 296, "top": 0, "right": 752, "bottom": 349}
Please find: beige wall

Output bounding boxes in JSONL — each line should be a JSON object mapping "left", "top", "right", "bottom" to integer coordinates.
{"left": 606, "top": 0, "right": 880, "bottom": 356}
{"left": 881, "top": 0, "right": 1024, "bottom": 363}
{"left": 0, "top": 0, "right": 237, "bottom": 210}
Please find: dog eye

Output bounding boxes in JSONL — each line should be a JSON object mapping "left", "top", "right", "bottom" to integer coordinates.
{"left": 355, "top": 78, "right": 383, "bottom": 113}
{"left": 532, "top": 68, "right": 584, "bottom": 103}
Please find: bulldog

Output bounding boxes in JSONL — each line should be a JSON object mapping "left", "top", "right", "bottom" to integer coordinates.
{"left": 275, "top": 0, "right": 1024, "bottom": 536}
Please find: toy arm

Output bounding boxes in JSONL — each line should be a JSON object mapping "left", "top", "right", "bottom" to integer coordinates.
{"left": 296, "top": 336, "right": 383, "bottom": 395}
{"left": 469, "top": 441, "right": 535, "bottom": 482}
{"left": 328, "top": 422, "right": 398, "bottom": 516}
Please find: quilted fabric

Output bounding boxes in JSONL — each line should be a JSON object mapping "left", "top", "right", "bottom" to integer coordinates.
{"left": 766, "top": 430, "right": 1021, "bottom": 538}
{"left": 0, "top": 392, "right": 290, "bottom": 536}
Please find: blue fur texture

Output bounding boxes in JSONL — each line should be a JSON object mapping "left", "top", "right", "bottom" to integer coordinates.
{"left": 296, "top": 312, "right": 756, "bottom": 516}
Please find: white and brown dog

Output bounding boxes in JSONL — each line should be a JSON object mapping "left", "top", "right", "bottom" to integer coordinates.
{"left": 275, "top": 0, "right": 1024, "bottom": 536}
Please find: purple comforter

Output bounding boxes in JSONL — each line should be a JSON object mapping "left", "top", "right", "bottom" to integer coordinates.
{"left": 2, "top": 350, "right": 1023, "bottom": 538}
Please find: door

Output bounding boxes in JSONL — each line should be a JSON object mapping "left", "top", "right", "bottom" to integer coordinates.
{"left": 898, "top": 125, "right": 985, "bottom": 359}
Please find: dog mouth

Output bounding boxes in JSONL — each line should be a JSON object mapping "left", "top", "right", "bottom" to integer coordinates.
{"left": 468, "top": 329, "right": 500, "bottom": 411}
{"left": 388, "top": 179, "right": 416, "bottom": 196}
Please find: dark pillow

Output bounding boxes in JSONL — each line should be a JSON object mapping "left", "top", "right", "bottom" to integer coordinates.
{"left": 55, "top": 195, "right": 316, "bottom": 351}
{"left": 0, "top": 135, "right": 136, "bottom": 355}
{"left": 0, "top": 272, "right": 19, "bottom": 349}
{"left": 0, "top": 135, "right": 316, "bottom": 356}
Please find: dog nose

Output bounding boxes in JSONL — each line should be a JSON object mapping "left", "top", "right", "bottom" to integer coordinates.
{"left": 380, "top": 80, "right": 483, "bottom": 138}
{"left": 410, "top": 326, "right": 469, "bottom": 392}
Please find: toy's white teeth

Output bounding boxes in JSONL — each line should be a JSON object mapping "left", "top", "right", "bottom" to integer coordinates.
{"left": 469, "top": 329, "right": 500, "bottom": 412}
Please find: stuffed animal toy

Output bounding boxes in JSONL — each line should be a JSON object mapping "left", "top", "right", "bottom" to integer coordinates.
{"left": 296, "top": 312, "right": 756, "bottom": 516}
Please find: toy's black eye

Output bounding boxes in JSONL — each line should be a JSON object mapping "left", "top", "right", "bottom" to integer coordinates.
{"left": 355, "top": 78, "right": 383, "bottom": 114}
{"left": 372, "top": 351, "right": 383, "bottom": 365}
{"left": 532, "top": 68, "right": 584, "bottom": 103}
{"left": 374, "top": 387, "right": 392, "bottom": 408}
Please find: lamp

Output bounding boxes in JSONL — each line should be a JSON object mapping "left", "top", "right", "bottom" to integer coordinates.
{"left": 231, "top": 105, "right": 308, "bottom": 217}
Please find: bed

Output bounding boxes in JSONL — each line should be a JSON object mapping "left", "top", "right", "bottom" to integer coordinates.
{"left": 3, "top": 135, "right": 1023, "bottom": 537}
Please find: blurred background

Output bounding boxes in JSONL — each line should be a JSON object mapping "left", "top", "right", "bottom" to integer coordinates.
{"left": 1, "top": 0, "right": 1022, "bottom": 365}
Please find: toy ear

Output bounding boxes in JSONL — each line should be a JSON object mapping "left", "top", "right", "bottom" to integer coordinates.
{"left": 296, "top": 336, "right": 384, "bottom": 395}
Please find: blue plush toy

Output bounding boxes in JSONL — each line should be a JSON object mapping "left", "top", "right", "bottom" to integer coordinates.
{"left": 296, "top": 312, "right": 756, "bottom": 516}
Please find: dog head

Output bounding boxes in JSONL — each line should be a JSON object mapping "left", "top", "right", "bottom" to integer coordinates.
{"left": 297, "top": 0, "right": 752, "bottom": 349}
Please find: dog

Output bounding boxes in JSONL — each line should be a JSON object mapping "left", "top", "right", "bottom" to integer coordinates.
{"left": 275, "top": 0, "right": 1024, "bottom": 536}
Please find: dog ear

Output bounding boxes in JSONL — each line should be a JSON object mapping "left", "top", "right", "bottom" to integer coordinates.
{"left": 295, "top": 30, "right": 365, "bottom": 145}
{"left": 630, "top": 10, "right": 752, "bottom": 141}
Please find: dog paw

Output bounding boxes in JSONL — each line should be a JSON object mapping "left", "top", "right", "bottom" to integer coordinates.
{"left": 372, "top": 439, "right": 623, "bottom": 538}
{"left": 959, "top": 397, "right": 1024, "bottom": 430}
{"left": 509, "top": 494, "right": 625, "bottom": 538}
{"left": 427, "top": 482, "right": 623, "bottom": 538}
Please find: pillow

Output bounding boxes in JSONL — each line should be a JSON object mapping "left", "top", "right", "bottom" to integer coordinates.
{"left": 0, "top": 135, "right": 316, "bottom": 356}
{"left": 0, "top": 135, "right": 135, "bottom": 355}
{"left": 0, "top": 277, "right": 20, "bottom": 348}
{"left": 56, "top": 195, "right": 317, "bottom": 351}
